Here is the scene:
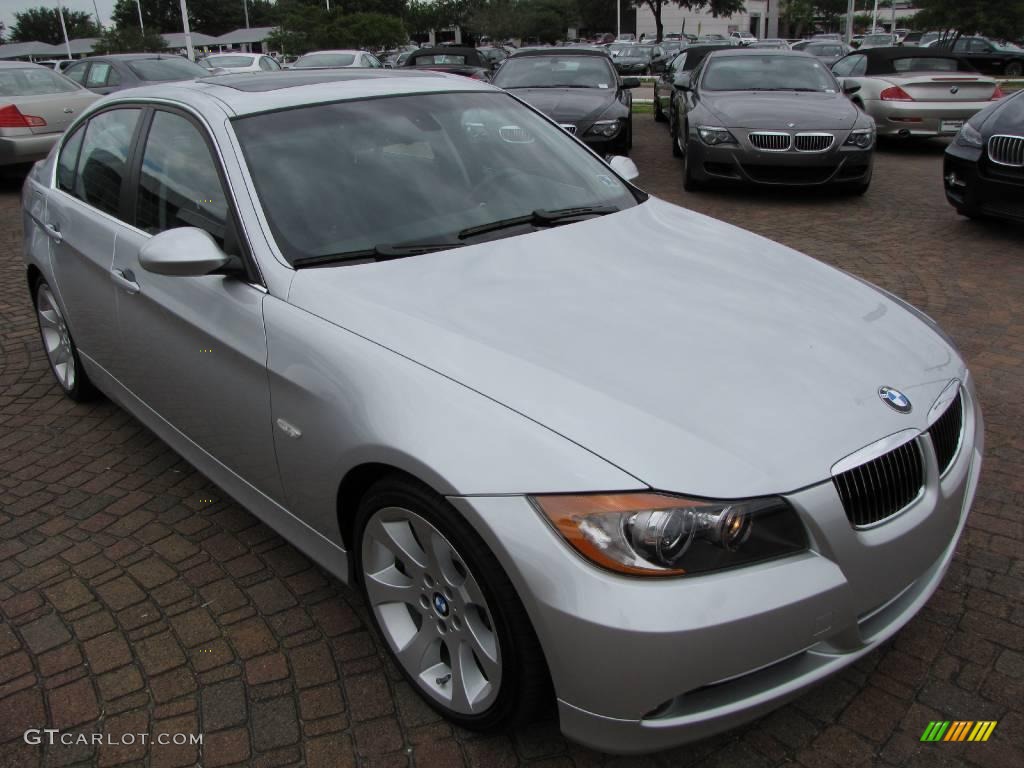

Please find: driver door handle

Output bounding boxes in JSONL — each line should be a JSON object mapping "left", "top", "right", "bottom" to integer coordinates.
{"left": 110, "top": 267, "right": 140, "bottom": 294}
{"left": 43, "top": 222, "right": 63, "bottom": 243}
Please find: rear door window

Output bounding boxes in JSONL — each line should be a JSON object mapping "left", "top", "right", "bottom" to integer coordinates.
{"left": 64, "top": 62, "right": 88, "bottom": 84}
{"left": 86, "top": 63, "right": 121, "bottom": 88}
{"left": 72, "top": 108, "right": 141, "bottom": 219}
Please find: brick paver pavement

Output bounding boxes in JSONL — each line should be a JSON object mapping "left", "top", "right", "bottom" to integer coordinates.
{"left": 1, "top": 118, "right": 1022, "bottom": 768}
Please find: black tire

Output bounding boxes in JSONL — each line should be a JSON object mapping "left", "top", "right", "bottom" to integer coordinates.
{"left": 626, "top": 117, "right": 633, "bottom": 150}
{"left": 32, "top": 277, "right": 98, "bottom": 402}
{"left": 654, "top": 96, "right": 667, "bottom": 123}
{"left": 354, "top": 475, "right": 552, "bottom": 730}
{"left": 681, "top": 129, "right": 702, "bottom": 191}
{"left": 671, "top": 117, "right": 683, "bottom": 158}
{"left": 1005, "top": 61, "right": 1023, "bottom": 78}
{"left": 956, "top": 206, "right": 982, "bottom": 219}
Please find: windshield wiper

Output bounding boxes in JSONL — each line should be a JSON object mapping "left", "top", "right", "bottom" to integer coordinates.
{"left": 292, "top": 240, "right": 464, "bottom": 268}
{"left": 458, "top": 206, "right": 619, "bottom": 240}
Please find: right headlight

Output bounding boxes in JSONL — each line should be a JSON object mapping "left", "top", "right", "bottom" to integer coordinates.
{"left": 955, "top": 121, "right": 984, "bottom": 149}
{"left": 530, "top": 493, "right": 808, "bottom": 577}
{"left": 697, "top": 125, "right": 738, "bottom": 146}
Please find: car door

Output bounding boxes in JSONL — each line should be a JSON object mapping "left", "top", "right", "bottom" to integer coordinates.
{"left": 110, "top": 107, "right": 284, "bottom": 502}
{"left": 46, "top": 107, "right": 144, "bottom": 372}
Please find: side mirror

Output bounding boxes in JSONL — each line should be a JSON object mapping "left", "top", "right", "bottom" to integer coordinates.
{"left": 673, "top": 73, "right": 692, "bottom": 91}
{"left": 139, "top": 228, "right": 231, "bottom": 277}
{"left": 383, "top": 62, "right": 394, "bottom": 69}
{"left": 621, "top": 76, "right": 641, "bottom": 89}
{"left": 608, "top": 155, "right": 639, "bottom": 181}
{"left": 841, "top": 79, "right": 861, "bottom": 95}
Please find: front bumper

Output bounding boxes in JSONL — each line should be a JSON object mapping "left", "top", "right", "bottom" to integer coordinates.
{"left": 450, "top": 381, "right": 983, "bottom": 754}
{"left": 688, "top": 131, "right": 873, "bottom": 186}
{"left": 864, "top": 99, "right": 991, "bottom": 138}
{"left": 944, "top": 142, "right": 1024, "bottom": 222}
{"left": 0, "top": 133, "right": 60, "bottom": 166}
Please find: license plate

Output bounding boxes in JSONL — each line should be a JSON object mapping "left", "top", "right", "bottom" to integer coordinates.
{"left": 940, "top": 120, "right": 964, "bottom": 134}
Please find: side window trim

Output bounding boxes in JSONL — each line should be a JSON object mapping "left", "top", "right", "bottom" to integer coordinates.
{"left": 128, "top": 105, "right": 261, "bottom": 285}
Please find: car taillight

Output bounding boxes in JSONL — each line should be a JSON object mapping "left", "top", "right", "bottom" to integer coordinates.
{"left": 991, "top": 85, "right": 1005, "bottom": 100}
{"left": 0, "top": 104, "right": 46, "bottom": 128}
{"left": 879, "top": 86, "right": 914, "bottom": 101}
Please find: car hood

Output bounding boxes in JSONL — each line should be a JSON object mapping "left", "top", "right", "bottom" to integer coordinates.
{"left": 703, "top": 91, "right": 860, "bottom": 130}
{"left": 616, "top": 57, "right": 648, "bottom": 66}
{"left": 289, "top": 199, "right": 964, "bottom": 497}
{"left": 508, "top": 87, "right": 616, "bottom": 124}
{"left": 981, "top": 89, "right": 1024, "bottom": 135}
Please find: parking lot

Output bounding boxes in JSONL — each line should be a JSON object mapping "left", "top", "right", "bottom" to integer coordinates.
{"left": 1, "top": 116, "right": 1022, "bottom": 768}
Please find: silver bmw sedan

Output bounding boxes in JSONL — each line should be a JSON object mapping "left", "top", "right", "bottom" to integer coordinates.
{"left": 22, "top": 69, "right": 982, "bottom": 754}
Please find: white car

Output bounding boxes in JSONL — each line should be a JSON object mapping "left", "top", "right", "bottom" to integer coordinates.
{"left": 199, "top": 53, "right": 282, "bottom": 74}
{"left": 35, "top": 59, "right": 76, "bottom": 74}
{"left": 292, "top": 49, "right": 384, "bottom": 69}
{"left": 730, "top": 30, "right": 757, "bottom": 46}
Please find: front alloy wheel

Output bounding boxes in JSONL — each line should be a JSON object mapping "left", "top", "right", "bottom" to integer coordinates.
{"left": 356, "top": 477, "right": 549, "bottom": 729}
{"left": 34, "top": 280, "right": 96, "bottom": 401}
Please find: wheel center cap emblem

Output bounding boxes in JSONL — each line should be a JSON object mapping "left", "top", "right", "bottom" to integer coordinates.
{"left": 432, "top": 593, "right": 449, "bottom": 617}
{"left": 879, "top": 386, "right": 912, "bottom": 413}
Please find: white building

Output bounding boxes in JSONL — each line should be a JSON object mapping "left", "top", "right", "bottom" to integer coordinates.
{"left": 636, "top": 1, "right": 771, "bottom": 41}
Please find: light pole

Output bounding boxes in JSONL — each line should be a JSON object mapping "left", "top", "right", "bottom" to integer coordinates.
{"left": 91, "top": 0, "right": 103, "bottom": 30}
{"left": 136, "top": 0, "right": 145, "bottom": 34}
{"left": 616, "top": 0, "right": 620, "bottom": 39}
{"left": 243, "top": 0, "right": 250, "bottom": 28}
{"left": 845, "top": 0, "right": 855, "bottom": 43}
{"left": 56, "top": 0, "right": 72, "bottom": 59}
{"left": 179, "top": 0, "right": 195, "bottom": 61}
{"left": 871, "top": 0, "right": 879, "bottom": 33}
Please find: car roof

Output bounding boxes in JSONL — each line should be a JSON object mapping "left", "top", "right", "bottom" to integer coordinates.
{"left": 76, "top": 53, "right": 186, "bottom": 61}
{"left": 0, "top": 60, "right": 52, "bottom": 69}
{"left": 100, "top": 69, "right": 494, "bottom": 117}
{"left": 297, "top": 50, "right": 364, "bottom": 56}
{"left": 844, "top": 46, "right": 974, "bottom": 75}
{"left": 707, "top": 48, "right": 814, "bottom": 58}
{"left": 508, "top": 48, "right": 609, "bottom": 58}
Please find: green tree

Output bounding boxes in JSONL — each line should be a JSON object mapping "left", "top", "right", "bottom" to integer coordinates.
{"left": 111, "top": 0, "right": 283, "bottom": 36}
{"left": 915, "top": 0, "right": 1024, "bottom": 43}
{"left": 10, "top": 6, "right": 100, "bottom": 44}
{"left": 93, "top": 25, "right": 169, "bottom": 53}
{"left": 267, "top": 8, "right": 409, "bottom": 54}
{"left": 636, "top": 0, "right": 746, "bottom": 43}
{"left": 576, "top": 0, "right": 618, "bottom": 34}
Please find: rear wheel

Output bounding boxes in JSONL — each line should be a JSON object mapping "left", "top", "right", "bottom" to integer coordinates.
{"left": 33, "top": 279, "right": 98, "bottom": 402}
{"left": 356, "top": 476, "right": 550, "bottom": 730}
{"left": 1005, "top": 61, "right": 1023, "bottom": 77}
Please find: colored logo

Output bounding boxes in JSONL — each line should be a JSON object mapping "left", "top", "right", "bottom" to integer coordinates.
{"left": 432, "top": 593, "right": 450, "bottom": 617}
{"left": 920, "top": 721, "right": 997, "bottom": 742}
{"left": 879, "top": 386, "right": 912, "bottom": 413}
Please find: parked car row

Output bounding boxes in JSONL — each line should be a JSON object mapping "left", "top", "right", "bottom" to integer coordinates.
{"left": 649, "top": 44, "right": 1021, "bottom": 223}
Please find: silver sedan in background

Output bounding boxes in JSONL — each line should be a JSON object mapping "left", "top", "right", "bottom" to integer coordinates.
{"left": 23, "top": 69, "right": 981, "bottom": 754}
{"left": 0, "top": 61, "right": 96, "bottom": 166}
{"left": 832, "top": 47, "right": 1001, "bottom": 138}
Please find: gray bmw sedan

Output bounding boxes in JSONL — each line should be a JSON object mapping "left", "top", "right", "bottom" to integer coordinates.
{"left": 22, "top": 69, "right": 981, "bottom": 754}
{"left": 671, "top": 48, "right": 876, "bottom": 192}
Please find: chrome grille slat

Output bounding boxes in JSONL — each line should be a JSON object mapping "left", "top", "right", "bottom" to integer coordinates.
{"left": 749, "top": 132, "right": 792, "bottom": 151}
{"left": 988, "top": 134, "right": 1024, "bottom": 167}
{"left": 794, "top": 133, "right": 834, "bottom": 152}
{"left": 833, "top": 439, "right": 924, "bottom": 528}
{"left": 559, "top": 123, "right": 577, "bottom": 135}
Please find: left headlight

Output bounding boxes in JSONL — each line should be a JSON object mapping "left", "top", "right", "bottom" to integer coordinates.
{"left": 530, "top": 493, "right": 808, "bottom": 577}
{"left": 844, "top": 127, "right": 874, "bottom": 149}
{"left": 587, "top": 119, "right": 621, "bottom": 138}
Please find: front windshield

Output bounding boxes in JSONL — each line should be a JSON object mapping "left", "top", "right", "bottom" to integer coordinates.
{"left": 233, "top": 92, "right": 638, "bottom": 265}
{"left": 492, "top": 56, "right": 615, "bottom": 88}
{"left": 295, "top": 53, "right": 356, "bottom": 68}
{"left": 862, "top": 35, "right": 895, "bottom": 45}
{"left": 129, "top": 58, "right": 211, "bottom": 81}
{"left": 703, "top": 55, "right": 837, "bottom": 92}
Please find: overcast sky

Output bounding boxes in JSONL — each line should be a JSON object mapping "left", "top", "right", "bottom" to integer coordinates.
{"left": 1, "top": 1, "right": 120, "bottom": 31}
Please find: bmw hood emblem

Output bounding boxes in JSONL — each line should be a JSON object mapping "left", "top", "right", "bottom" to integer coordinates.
{"left": 879, "top": 386, "right": 912, "bottom": 413}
